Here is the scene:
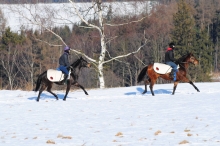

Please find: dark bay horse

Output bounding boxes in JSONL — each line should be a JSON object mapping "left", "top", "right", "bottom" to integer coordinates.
{"left": 137, "top": 53, "right": 200, "bottom": 96}
{"left": 34, "top": 57, "right": 91, "bottom": 101}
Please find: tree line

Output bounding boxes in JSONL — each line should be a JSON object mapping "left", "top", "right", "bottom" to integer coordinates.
{"left": 0, "top": 0, "right": 220, "bottom": 90}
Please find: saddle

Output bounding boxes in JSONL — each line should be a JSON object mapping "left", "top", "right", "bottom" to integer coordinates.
{"left": 153, "top": 63, "right": 179, "bottom": 74}
{"left": 47, "top": 69, "right": 65, "bottom": 82}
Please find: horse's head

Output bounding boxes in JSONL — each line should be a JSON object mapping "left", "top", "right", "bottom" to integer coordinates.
{"left": 184, "top": 53, "right": 199, "bottom": 66}
{"left": 70, "top": 56, "right": 91, "bottom": 70}
{"left": 79, "top": 56, "right": 91, "bottom": 68}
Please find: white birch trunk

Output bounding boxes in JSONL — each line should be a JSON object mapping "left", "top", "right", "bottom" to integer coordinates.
{"left": 97, "top": 0, "right": 106, "bottom": 88}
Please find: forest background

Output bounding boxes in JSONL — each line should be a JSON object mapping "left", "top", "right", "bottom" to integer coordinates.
{"left": 0, "top": 0, "right": 220, "bottom": 90}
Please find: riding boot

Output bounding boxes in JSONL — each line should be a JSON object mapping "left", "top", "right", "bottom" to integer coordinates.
{"left": 61, "top": 74, "right": 68, "bottom": 85}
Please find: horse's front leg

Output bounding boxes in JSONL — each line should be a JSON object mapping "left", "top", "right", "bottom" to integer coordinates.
{"left": 63, "top": 82, "right": 71, "bottom": 101}
{"left": 172, "top": 82, "right": 179, "bottom": 95}
{"left": 72, "top": 81, "right": 88, "bottom": 95}
{"left": 181, "top": 76, "right": 200, "bottom": 92}
{"left": 189, "top": 81, "right": 200, "bottom": 92}
{"left": 149, "top": 80, "right": 156, "bottom": 96}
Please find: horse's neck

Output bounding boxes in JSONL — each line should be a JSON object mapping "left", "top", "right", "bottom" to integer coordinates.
{"left": 181, "top": 58, "right": 189, "bottom": 69}
{"left": 70, "top": 67, "right": 81, "bottom": 81}
{"left": 72, "top": 60, "right": 80, "bottom": 68}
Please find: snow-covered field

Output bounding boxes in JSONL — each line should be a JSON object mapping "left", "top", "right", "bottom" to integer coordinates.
{"left": 1, "top": 82, "right": 220, "bottom": 146}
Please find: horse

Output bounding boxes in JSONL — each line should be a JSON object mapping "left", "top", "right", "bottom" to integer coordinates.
{"left": 137, "top": 53, "right": 200, "bottom": 96}
{"left": 34, "top": 57, "right": 91, "bottom": 101}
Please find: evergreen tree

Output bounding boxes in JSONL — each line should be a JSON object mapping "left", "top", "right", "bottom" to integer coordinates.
{"left": 171, "top": 0, "right": 196, "bottom": 57}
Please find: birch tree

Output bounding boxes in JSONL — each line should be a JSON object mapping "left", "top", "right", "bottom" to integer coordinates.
{"left": 8, "top": 0, "right": 149, "bottom": 88}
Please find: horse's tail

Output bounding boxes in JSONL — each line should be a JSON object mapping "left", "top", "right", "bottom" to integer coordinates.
{"left": 34, "top": 71, "right": 46, "bottom": 92}
{"left": 137, "top": 66, "right": 148, "bottom": 83}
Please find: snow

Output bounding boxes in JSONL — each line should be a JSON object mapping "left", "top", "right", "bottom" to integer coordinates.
{"left": 1, "top": 82, "right": 220, "bottom": 146}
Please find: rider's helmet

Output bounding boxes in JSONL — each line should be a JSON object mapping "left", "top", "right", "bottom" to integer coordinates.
{"left": 169, "top": 42, "right": 175, "bottom": 48}
{"left": 64, "top": 46, "right": 70, "bottom": 51}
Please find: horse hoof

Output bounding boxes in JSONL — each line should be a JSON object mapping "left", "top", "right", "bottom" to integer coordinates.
{"left": 63, "top": 99, "right": 66, "bottom": 101}
{"left": 142, "top": 91, "right": 147, "bottom": 94}
{"left": 86, "top": 92, "right": 89, "bottom": 95}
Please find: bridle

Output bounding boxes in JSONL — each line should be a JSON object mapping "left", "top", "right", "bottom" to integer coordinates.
{"left": 178, "top": 55, "right": 196, "bottom": 68}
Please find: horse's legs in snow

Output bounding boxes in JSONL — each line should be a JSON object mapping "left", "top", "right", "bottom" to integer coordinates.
{"left": 47, "top": 83, "right": 58, "bottom": 100}
{"left": 142, "top": 79, "right": 149, "bottom": 94}
{"left": 63, "top": 81, "right": 71, "bottom": 101}
{"left": 149, "top": 79, "right": 156, "bottom": 96}
{"left": 172, "top": 81, "right": 179, "bottom": 95}
{"left": 181, "top": 76, "right": 200, "bottom": 92}
{"left": 189, "top": 81, "right": 200, "bottom": 92}
{"left": 36, "top": 84, "right": 47, "bottom": 102}
{"left": 72, "top": 81, "right": 88, "bottom": 95}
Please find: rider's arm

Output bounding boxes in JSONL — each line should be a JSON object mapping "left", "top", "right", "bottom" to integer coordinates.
{"left": 64, "top": 54, "right": 70, "bottom": 67}
{"left": 168, "top": 51, "right": 177, "bottom": 62}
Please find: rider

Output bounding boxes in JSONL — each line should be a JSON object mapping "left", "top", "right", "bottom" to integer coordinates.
{"left": 59, "top": 46, "right": 71, "bottom": 84}
{"left": 165, "top": 42, "right": 178, "bottom": 81}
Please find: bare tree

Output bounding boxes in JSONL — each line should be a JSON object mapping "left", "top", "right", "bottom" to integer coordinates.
{"left": 1, "top": 45, "right": 19, "bottom": 90}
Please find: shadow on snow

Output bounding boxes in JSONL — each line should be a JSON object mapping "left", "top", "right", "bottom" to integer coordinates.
{"left": 28, "top": 93, "right": 67, "bottom": 100}
{"left": 124, "top": 87, "right": 172, "bottom": 95}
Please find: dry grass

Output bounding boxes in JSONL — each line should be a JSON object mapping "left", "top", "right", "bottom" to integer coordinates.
{"left": 154, "top": 130, "right": 161, "bottom": 135}
{"left": 46, "top": 140, "right": 55, "bottom": 144}
{"left": 57, "top": 134, "right": 72, "bottom": 139}
{"left": 115, "top": 132, "right": 123, "bottom": 137}
{"left": 187, "top": 133, "right": 192, "bottom": 136}
{"left": 179, "top": 140, "right": 189, "bottom": 144}
{"left": 184, "top": 129, "right": 190, "bottom": 132}
{"left": 62, "top": 136, "right": 72, "bottom": 139}
{"left": 57, "top": 134, "right": 63, "bottom": 138}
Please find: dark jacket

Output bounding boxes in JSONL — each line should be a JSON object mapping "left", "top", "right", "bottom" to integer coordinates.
{"left": 59, "top": 52, "right": 70, "bottom": 67}
{"left": 165, "top": 48, "right": 177, "bottom": 62}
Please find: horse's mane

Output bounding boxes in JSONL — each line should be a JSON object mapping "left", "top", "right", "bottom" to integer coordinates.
{"left": 71, "top": 58, "right": 81, "bottom": 68}
{"left": 178, "top": 53, "right": 190, "bottom": 62}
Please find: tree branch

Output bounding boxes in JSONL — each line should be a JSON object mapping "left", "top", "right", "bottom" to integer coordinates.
{"left": 104, "top": 16, "right": 147, "bottom": 27}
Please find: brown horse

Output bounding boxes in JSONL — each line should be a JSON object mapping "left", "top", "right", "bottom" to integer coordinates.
{"left": 137, "top": 53, "right": 200, "bottom": 96}
{"left": 34, "top": 57, "right": 91, "bottom": 101}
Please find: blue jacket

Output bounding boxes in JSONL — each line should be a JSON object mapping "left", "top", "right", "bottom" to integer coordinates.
{"left": 59, "top": 52, "right": 70, "bottom": 67}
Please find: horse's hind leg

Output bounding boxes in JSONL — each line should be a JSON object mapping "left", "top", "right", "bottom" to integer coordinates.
{"left": 47, "top": 83, "right": 59, "bottom": 100}
{"left": 36, "top": 90, "right": 43, "bottom": 102}
{"left": 36, "top": 85, "right": 47, "bottom": 102}
{"left": 142, "top": 79, "right": 149, "bottom": 94}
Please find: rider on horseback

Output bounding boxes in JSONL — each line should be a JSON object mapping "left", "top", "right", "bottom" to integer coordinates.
{"left": 59, "top": 46, "right": 71, "bottom": 84}
{"left": 165, "top": 42, "right": 178, "bottom": 81}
